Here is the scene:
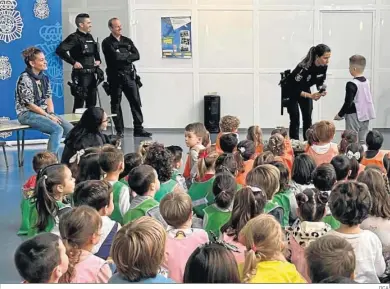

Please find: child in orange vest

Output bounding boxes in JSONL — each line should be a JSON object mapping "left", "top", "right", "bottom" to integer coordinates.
{"left": 247, "top": 125, "right": 264, "bottom": 155}
{"left": 361, "top": 130, "right": 389, "bottom": 173}
{"left": 183, "top": 122, "right": 207, "bottom": 186}
{"left": 306, "top": 121, "right": 339, "bottom": 166}
{"left": 272, "top": 127, "right": 294, "bottom": 159}
{"left": 220, "top": 133, "right": 238, "bottom": 153}
{"left": 267, "top": 133, "right": 293, "bottom": 174}
{"left": 345, "top": 143, "right": 365, "bottom": 179}
{"left": 236, "top": 140, "right": 256, "bottom": 186}
{"left": 216, "top": 115, "right": 240, "bottom": 154}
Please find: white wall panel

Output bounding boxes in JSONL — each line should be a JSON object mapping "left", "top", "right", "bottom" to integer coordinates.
{"left": 199, "top": 74, "right": 254, "bottom": 127}
{"left": 259, "top": 0, "right": 314, "bottom": 5}
{"left": 198, "top": 11, "right": 253, "bottom": 69}
{"left": 134, "top": 10, "right": 193, "bottom": 69}
{"left": 135, "top": 0, "right": 191, "bottom": 4}
{"left": 379, "top": 10, "right": 390, "bottom": 68}
{"left": 258, "top": 10, "right": 314, "bottom": 69}
{"left": 198, "top": 0, "right": 253, "bottom": 5}
{"left": 374, "top": 72, "right": 390, "bottom": 128}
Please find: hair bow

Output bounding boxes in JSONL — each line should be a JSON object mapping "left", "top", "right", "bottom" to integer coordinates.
{"left": 346, "top": 151, "right": 360, "bottom": 160}
{"left": 238, "top": 147, "right": 246, "bottom": 154}
{"left": 247, "top": 186, "right": 262, "bottom": 193}
{"left": 69, "top": 149, "right": 86, "bottom": 165}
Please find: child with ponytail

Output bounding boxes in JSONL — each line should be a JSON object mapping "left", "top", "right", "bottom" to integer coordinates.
{"left": 339, "top": 130, "right": 358, "bottom": 155}
{"left": 28, "top": 164, "right": 75, "bottom": 237}
{"left": 59, "top": 206, "right": 112, "bottom": 283}
{"left": 221, "top": 187, "right": 267, "bottom": 264}
{"left": 239, "top": 214, "right": 306, "bottom": 283}
{"left": 247, "top": 125, "right": 264, "bottom": 154}
{"left": 236, "top": 140, "right": 256, "bottom": 186}
{"left": 345, "top": 143, "right": 365, "bottom": 179}
{"left": 203, "top": 172, "right": 237, "bottom": 239}
{"left": 286, "top": 188, "right": 331, "bottom": 282}
{"left": 272, "top": 127, "right": 294, "bottom": 160}
{"left": 268, "top": 133, "right": 293, "bottom": 174}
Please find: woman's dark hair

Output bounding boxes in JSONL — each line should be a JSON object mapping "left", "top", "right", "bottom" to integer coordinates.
{"left": 215, "top": 153, "right": 244, "bottom": 176}
{"left": 331, "top": 155, "right": 351, "bottom": 181}
{"left": 300, "top": 44, "right": 331, "bottom": 68}
{"left": 270, "top": 161, "right": 289, "bottom": 191}
{"left": 345, "top": 143, "right": 364, "bottom": 180}
{"left": 357, "top": 169, "right": 390, "bottom": 219}
{"left": 221, "top": 187, "right": 266, "bottom": 240}
{"left": 22, "top": 47, "right": 43, "bottom": 67}
{"left": 366, "top": 130, "right": 384, "bottom": 151}
{"left": 14, "top": 233, "right": 61, "bottom": 283}
{"left": 73, "top": 180, "right": 113, "bottom": 211}
{"left": 296, "top": 188, "right": 329, "bottom": 222}
{"left": 75, "top": 148, "right": 102, "bottom": 184}
{"left": 329, "top": 181, "right": 371, "bottom": 226}
{"left": 64, "top": 107, "right": 106, "bottom": 145}
{"left": 253, "top": 151, "right": 275, "bottom": 168}
{"left": 119, "top": 153, "right": 143, "bottom": 180}
{"left": 128, "top": 165, "right": 157, "bottom": 196}
{"left": 183, "top": 242, "right": 240, "bottom": 283}
{"left": 292, "top": 154, "right": 316, "bottom": 185}
{"left": 212, "top": 172, "right": 236, "bottom": 209}
{"left": 144, "top": 142, "right": 173, "bottom": 182}
{"left": 237, "top": 140, "right": 255, "bottom": 161}
{"left": 339, "top": 130, "right": 358, "bottom": 154}
{"left": 34, "top": 164, "right": 68, "bottom": 232}
{"left": 312, "top": 163, "right": 337, "bottom": 191}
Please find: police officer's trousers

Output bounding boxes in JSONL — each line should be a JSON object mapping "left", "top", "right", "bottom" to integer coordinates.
{"left": 71, "top": 71, "right": 97, "bottom": 112}
{"left": 287, "top": 96, "right": 313, "bottom": 141}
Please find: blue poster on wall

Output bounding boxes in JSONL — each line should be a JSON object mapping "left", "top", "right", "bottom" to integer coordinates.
{"left": 161, "top": 16, "right": 192, "bottom": 59}
{"left": 0, "top": 0, "right": 63, "bottom": 141}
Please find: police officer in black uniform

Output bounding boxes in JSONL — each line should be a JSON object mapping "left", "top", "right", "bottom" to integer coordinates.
{"left": 102, "top": 17, "right": 151, "bottom": 138}
{"left": 285, "top": 44, "right": 331, "bottom": 140}
{"left": 56, "top": 13, "right": 103, "bottom": 112}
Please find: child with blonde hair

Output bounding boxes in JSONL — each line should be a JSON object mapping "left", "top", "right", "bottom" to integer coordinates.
{"left": 268, "top": 133, "right": 293, "bottom": 173}
{"left": 306, "top": 121, "right": 338, "bottom": 166}
{"left": 216, "top": 115, "right": 240, "bottom": 154}
{"left": 59, "top": 206, "right": 112, "bottom": 283}
{"left": 246, "top": 164, "right": 284, "bottom": 225}
{"left": 109, "top": 217, "right": 174, "bottom": 283}
{"left": 247, "top": 125, "right": 264, "bottom": 154}
{"left": 239, "top": 214, "right": 306, "bottom": 283}
{"left": 160, "top": 191, "right": 209, "bottom": 282}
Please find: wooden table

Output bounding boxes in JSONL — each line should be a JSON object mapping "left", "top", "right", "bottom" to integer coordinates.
{"left": 0, "top": 113, "right": 116, "bottom": 167}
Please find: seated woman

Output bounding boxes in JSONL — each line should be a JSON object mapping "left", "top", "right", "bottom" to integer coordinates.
{"left": 16, "top": 47, "right": 73, "bottom": 155}
{"left": 61, "top": 107, "right": 117, "bottom": 164}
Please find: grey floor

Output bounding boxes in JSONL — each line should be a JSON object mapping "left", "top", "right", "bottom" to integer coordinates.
{"left": 1, "top": 127, "right": 389, "bottom": 283}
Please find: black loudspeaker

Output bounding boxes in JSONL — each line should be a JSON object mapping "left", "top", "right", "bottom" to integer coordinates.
{"left": 204, "top": 95, "right": 221, "bottom": 133}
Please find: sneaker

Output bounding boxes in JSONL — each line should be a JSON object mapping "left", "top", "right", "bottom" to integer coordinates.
{"left": 133, "top": 129, "right": 152, "bottom": 138}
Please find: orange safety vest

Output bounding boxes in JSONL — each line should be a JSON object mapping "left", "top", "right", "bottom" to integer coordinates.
{"left": 306, "top": 143, "right": 339, "bottom": 166}
{"left": 358, "top": 163, "right": 366, "bottom": 176}
{"left": 183, "top": 154, "right": 191, "bottom": 179}
{"left": 236, "top": 159, "right": 254, "bottom": 186}
{"left": 285, "top": 139, "right": 294, "bottom": 159}
{"left": 255, "top": 144, "right": 264, "bottom": 155}
{"left": 361, "top": 151, "right": 387, "bottom": 172}
{"left": 275, "top": 154, "right": 293, "bottom": 176}
{"left": 215, "top": 133, "right": 223, "bottom": 154}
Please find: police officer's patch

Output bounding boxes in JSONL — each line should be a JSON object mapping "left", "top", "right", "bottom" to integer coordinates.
{"left": 307, "top": 75, "right": 311, "bottom": 82}
{"left": 295, "top": 74, "right": 303, "bottom": 82}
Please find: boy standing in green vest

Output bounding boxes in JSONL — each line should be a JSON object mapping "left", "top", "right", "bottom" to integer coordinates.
{"left": 123, "top": 165, "right": 167, "bottom": 227}
{"left": 99, "top": 145, "right": 130, "bottom": 225}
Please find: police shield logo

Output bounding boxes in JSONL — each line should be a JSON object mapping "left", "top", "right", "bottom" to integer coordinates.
{"left": 34, "top": 0, "right": 50, "bottom": 20}
{"left": 0, "top": 56, "right": 12, "bottom": 80}
{"left": 0, "top": 0, "right": 24, "bottom": 43}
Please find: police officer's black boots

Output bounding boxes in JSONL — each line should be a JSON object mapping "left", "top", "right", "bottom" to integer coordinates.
{"left": 133, "top": 129, "right": 152, "bottom": 138}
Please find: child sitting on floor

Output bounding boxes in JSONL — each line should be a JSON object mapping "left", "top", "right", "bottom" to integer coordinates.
{"left": 268, "top": 133, "right": 293, "bottom": 173}
{"left": 160, "top": 191, "right": 209, "bottom": 282}
{"left": 109, "top": 217, "right": 174, "bottom": 283}
{"left": 272, "top": 127, "right": 294, "bottom": 159}
{"left": 216, "top": 115, "right": 240, "bottom": 154}
{"left": 73, "top": 180, "right": 121, "bottom": 261}
{"left": 14, "top": 233, "right": 69, "bottom": 283}
{"left": 331, "top": 155, "right": 351, "bottom": 181}
{"left": 166, "top": 145, "right": 187, "bottom": 189}
{"left": 119, "top": 152, "right": 142, "bottom": 185}
{"left": 290, "top": 154, "right": 316, "bottom": 195}
{"left": 220, "top": 133, "right": 239, "bottom": 153}
{"left": 247, "top": 125, "right": 264, "bottom": 154}
{"left": 99, "top": 145, "right": 130, "bottom": 225}
{"left": 345, "top": 143, "right": 365, "bottom": 179}
{"left": 19, "top": 151, "right": 58, "bottom": 235}
{"left": 338, "top": 130, "right": 358, "bottom": 155}
{"left": 236, "top": 140, "right": 256, "bottom": 186}
{"left": 361, "top": 130, "right": 389, "bottom": 172}
{"left": 59, "top": 206, "right": 112, "bottom": 283}
{"left": 253, "top": 151, "right": 275, "bottom": 168}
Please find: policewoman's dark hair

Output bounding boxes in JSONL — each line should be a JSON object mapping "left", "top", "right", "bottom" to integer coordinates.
{"left": 34, "top": 164, "right": 67, "bottom": 232}
{"left": 22, "top": 47, "right": 43, "bottom": 67}
{"left": 300, "top": 44, "right": 331, "bottom": 68}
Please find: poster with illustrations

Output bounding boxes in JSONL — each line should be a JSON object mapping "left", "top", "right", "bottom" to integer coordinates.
{"left": 161, "top": 16, "right": 192, "bottom": 59}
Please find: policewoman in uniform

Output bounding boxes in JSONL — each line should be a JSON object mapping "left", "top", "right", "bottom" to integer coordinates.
{"left": 286, "top": 44, "right": 331, "bottom": 140}
{"left": 102, "top": 17, "right": 151, "bottom": 138}
{"left": 56, "top": 13, "right": 103, "bottom": 112}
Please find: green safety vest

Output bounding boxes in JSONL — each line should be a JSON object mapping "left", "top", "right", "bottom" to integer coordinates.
{"left": 203, "top": 204, "right": 231, "bottom": 239}
{"left": 18, "top": 197, "right": 35, "bottom": 236}
{"left": 322, "top": 215, "right": 341, "bottom": 230}
{"left": 123, "top": 198, "right": 160, "bottom": 224}
{"left": 154, "top": 179, "right": 178, "bottom": 202}
{"left": 188, "top": 177, "right": 216, "bottom": 218}
{"left": 110, "top": 181, "right": 129, "bottom": 225}
{"left": 273, "top": 190, "right": 293, "bottom": 227}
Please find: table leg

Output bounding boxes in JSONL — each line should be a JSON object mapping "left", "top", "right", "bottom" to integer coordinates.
{"left": 21, "top": 130, "right": 25, "bottom": 167}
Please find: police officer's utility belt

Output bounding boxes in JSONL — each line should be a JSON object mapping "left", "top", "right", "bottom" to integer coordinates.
{"left": 73, "top": 68, "right": 96, "bottom": 74}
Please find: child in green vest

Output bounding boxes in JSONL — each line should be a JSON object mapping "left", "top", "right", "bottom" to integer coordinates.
{"left": 99, "top": 145, "right": 130, "bottom": 225}
{"left": 28, "top": 164, "right": 75, "bottom": 237}
{"left": 203, "top": 172, "right": 237, "bottom": 239}
{"left": 144, "top": 142, "right": 179, "bottom": 202}
{"left": 189, "top": 150, "right": 219, "bottom": 217}
{"left": 271, "top": 161, "right": 298, "bottom": 227}
{"left": 166, "top": 145, "right": 187, "bottom": 190}
{"left": 312, "top": 163, "right": 340, "bottom": 229}
{"left": 119, "top": 152, "right": 143, "bottom": 186}
{"left": 19, "top": 151, "right": 58, "bottom": 235}
{"left": 123, "top": 165, "right": 167, "bottom": 227}
{"left": 246, "top": 164, "right": 285, "bottom": 225}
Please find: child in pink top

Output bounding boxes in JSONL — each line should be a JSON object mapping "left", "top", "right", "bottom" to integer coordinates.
{"left": 221, "top": 186, "right": 267, "bottom": 264}
{"left": 160, "top": 191, "right": 209, "bottom": 282}
{"left": 59, "top": 206, "right": 112, "bottom": 283}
